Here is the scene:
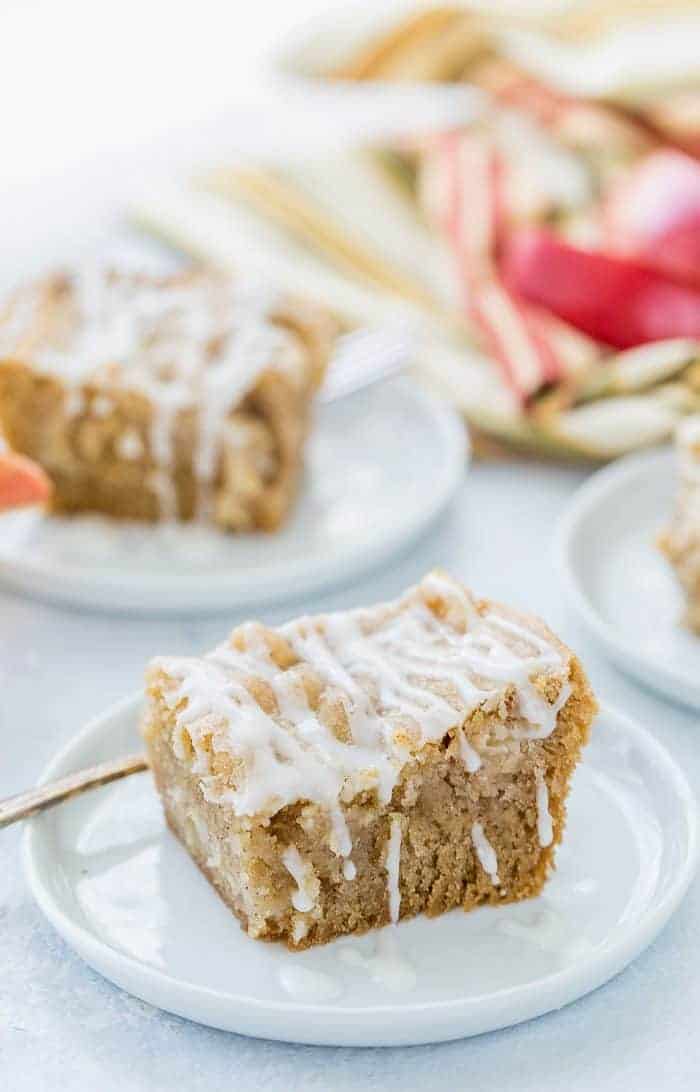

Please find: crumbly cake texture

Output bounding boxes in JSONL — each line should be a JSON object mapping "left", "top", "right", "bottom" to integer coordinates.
{"left": 0, "top": 267, "right": 334, "bottom": 530}
{"left": 659, "top": 416, "right": 700, "bottom": 632}
{"left": 142, "top": 571, "right": 597, "bottom": 950}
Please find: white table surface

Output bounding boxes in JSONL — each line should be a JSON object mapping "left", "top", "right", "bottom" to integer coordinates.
{"left": 3, "top": 459, "right": 700, "bottom": 1091}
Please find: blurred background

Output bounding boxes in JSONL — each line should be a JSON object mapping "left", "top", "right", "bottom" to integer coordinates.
{"left": 4, "top": 0, "right": 700, "bottom": 459}
{"left": 1, "top": 0, "right": 328, "bottom": 277}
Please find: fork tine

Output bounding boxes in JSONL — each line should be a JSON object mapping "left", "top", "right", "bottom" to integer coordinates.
{"left": 320, "top": 327, "right": 414, "bottom": 403}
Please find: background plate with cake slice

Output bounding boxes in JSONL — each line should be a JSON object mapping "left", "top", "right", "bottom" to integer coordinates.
{"left": 557, "top": 427, "right": 700, "bottom": 712}
{"left": 0, "top": 252, "right": 466, "bottom": 615}
{"left": 0, "top": 373, "right": 465, "bottom": 615}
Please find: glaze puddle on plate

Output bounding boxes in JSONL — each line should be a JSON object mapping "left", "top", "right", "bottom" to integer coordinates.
{"left": 558, "top": 449, "right": 700, "bottom": 710}
{"left": 25, "top": 697, "right": 696, "bottom": 1046}
{"left": 0, "top": 378, "right": 465, "bottom": 615}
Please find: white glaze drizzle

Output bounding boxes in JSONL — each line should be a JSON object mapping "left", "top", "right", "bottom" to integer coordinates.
{"left": 386, "top": 818, "right": 402, "bottom": 924}
{"left": 116, "top": 428, "right": 144, "bottom": 461}
{"left": 63, "top": 388, "right": 85, "bottom": 417}
{"left": 535, "top": 768, "right": 554, "bottom": 848}
{"left": 0, "top": 268, "right": 304, "bottom": 519}
{"left": 152, "top": 573, "right": 571, "bottom": 871}
{"left": 281, "top": 846, "right": 317, "bottom": 913}
{"left": 499, "top": 906, "right": 594, "bottom": 962}
{"left": 459, "top": 732, "right": 482, "bottom": 773}
{"left": 343, "top": 859, "right": 357, "bottom": 881}
{"left": 471, "top": 822, "right": 500, "bottom": 887}
{"left": 91, "top": 394, "right": 113, "bottom": 417}
{"left": 339, "top": 929, "right": 417, "bottom": 993}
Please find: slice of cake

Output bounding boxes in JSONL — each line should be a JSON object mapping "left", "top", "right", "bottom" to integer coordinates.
{"left": 142, "top": 571, "right": 597, "bottom": 949}
{"left": 659, "top": 416, "right": 700, "bottom": 632}
{"left": 0, "top": 267, "right": 334, "bottom": 530}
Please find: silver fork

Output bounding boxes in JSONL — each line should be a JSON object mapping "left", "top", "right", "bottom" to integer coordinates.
{"left": 319, "top": 325, "right": 413, "bottom": 403}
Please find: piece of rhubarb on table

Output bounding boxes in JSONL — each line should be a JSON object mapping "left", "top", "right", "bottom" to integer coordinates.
{"left": 503, "top": 229, "right": 700, "bottom": 349}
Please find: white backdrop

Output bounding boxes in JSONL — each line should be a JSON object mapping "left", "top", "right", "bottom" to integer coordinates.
{"left": 0, "top": 1, "right": 325, "bottom": 280}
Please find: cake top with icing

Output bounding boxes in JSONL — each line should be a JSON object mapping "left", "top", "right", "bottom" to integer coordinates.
{"left": 147, "top": 572, "right": 573, "bottom": 849}
{"left": 0, "top": 266, "right": 307, "bottom": 403}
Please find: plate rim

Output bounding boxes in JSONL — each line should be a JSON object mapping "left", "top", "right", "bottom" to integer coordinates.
{"left": 555, "top": 447, "right": 700, "bottom": 711}
{"left": 0, "top": 378, "right": 467, "bottom": 616}
{"left": 23, "top": 694, "right": 699, "bottom": 1044}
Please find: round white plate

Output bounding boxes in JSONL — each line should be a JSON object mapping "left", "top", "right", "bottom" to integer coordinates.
{"left": 557, "top": 449, "right": 700, "bottom": 711}
{"left": 0, "top": 379, "right": 465, "bottom": 615}
{"left": 24, "top": 696, "right": 697, "bottom": 1047}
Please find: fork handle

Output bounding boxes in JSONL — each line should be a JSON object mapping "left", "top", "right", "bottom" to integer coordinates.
{"left": 0, "top": 753, "right": 149, "bottom": 830}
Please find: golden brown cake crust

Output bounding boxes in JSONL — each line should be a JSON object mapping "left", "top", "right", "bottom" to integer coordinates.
{"left": 142, "top": 572, "right": 598, "bottom": 949}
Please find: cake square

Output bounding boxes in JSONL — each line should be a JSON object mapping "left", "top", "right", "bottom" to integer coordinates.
{"left": 142, "top": 571, "right": 597, "bottom": 949}
{"left": 659, "top": 416, "right": 700, "bottom": 632}
{"left": 0, "top": 267, "right": 334, "bottom": 530}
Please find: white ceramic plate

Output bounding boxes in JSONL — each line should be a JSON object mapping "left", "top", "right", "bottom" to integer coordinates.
{"left": 0, "top": 379, "right": 465, "bottom": 615}
{"left": 557, "top": 449, "right": 700, "bottom": 711}
{"left": 24, "top": 696, "right": 697, "bottom": 1047}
